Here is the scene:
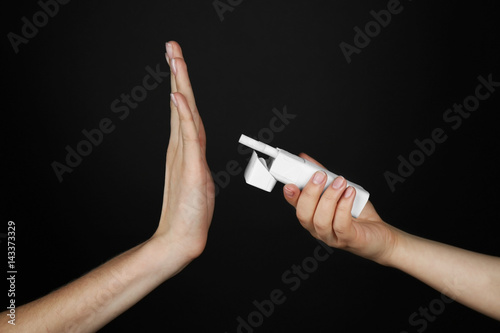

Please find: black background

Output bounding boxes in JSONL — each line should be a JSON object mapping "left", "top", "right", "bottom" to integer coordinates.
{"left": 3, "top": 0, "right": 500, "bottom": 332}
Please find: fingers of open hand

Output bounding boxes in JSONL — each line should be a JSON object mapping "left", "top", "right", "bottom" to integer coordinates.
{"left": 166, "top": 42, "right": 179, "bottom": 146}
{"left": 166, "top": 41, "right": 184, "bottom": 92}
{"left": 170, "top": 92, "right": 201, "bottom": 165}
{"left": 166, "top": 42, "right": 199, "bottom": 124}
{"left": 166, "top": 41, "right": 188, "bottom": 146}
{"left": 166, "top": 41, "right": 206, "bottom": 153}
{"left": 171, "top": 58, "right": 197, "bottom": 118}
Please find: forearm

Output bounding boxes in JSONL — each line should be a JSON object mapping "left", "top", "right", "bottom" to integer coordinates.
{"left": 387, "top": 230, "right": 500, "bottom": 320}
{"left": 1, "top": 237, "right": 189, "bottom": 332}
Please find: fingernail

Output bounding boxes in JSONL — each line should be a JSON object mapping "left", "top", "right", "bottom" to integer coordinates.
{"left": 166, "top": 42, "right": 174, "bottom": 60}
{"left": 312, "top": 171, "right": 326, "bottom": 185}
{"left": 171, "top": 58, "right": 177, "bottom": 75}
{"left": 331, "top": 176, "right": 344, "bottom": 189}
{"left": 344, "top": 186, "right": 354, "bottom": 198}
{"left": 170, "top": 93, "right": 178, "bottom": 107}
{"left": 284, "top": 186, "right": 294, "bottom": 197}
{"left": 165, "top": 53, "right": 170, "bottom": 66}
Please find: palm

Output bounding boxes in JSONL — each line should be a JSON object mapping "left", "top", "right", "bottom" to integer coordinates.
{"left": 154, "top": 41, "right": 215, "bottom": 260}
{"left": 343, "top": 202, "right": 395, "bottom": 262}
{"left": 286, "top": 153, "right": 396, "bottom": 264}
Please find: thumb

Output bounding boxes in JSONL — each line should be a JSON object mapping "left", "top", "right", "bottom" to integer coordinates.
{"left": 283, "top": 184, "right": 300, "bottom": 208}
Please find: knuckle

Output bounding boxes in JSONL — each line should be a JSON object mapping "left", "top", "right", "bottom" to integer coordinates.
{"left": 321, "top": 189, "right": 341, "bottom": 202}
{"left": 304, "top": 182, "right": 323, "bottom": 196}
{"left": 333, "top": 224, "right": 346, "bottom": 235}
{"left": 313, "top": 216, "right": 329, "bottom": 232}
{"left": 336, "top": 202, "right": 351, "bottom": 215}
{"left": 175, "top": 57, "right": 186, "bottom": 68}
{"left": 296, "top": 210, "right": 310, "bottom": 224}
{"left": 182, "top": 135, "right": 199, "bottom": 144}
{"left": 299, "top": 188, "right": 315, "bottom": 200}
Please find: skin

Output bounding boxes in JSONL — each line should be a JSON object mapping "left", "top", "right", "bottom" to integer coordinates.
{"left": 0, "top": 41, "right": 214, "bottom": 332}
{"left": 283, "top": 154, "right": 500, "bottom": 320}
{"left": 1, "top": 41, "right": 498, "bottom": 332}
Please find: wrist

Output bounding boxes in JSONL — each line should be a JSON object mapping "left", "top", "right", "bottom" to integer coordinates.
{"left": 145, "top": 236, "right": 194, "bottom": 279}
{"left": 377, "top": 226, "right": 412, "bottom": 268}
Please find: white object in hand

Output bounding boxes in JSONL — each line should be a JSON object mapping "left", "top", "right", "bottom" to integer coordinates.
{"left": 238, "top": 134, "right": 370, "bottom": 218}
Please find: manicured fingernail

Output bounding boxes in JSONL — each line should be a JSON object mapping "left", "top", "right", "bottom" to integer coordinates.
{"left": 284, "top": 186, "right": 294, "bottom": 197}
{"left": 344, "top": 186, "right": 354, "bottom": 198}
{"left": 331, "top": 176, "right": 344, "bottom": 189}
{"left": 171, "top": 58, "right": 177, "bottom": 75}
{"left": 170, "top": 93, "right": 178, "bottom": 107}
{"left": 166, "top": 42, "right": 174, "bottom": 60}
{"left": 312, "top": 171, "right": 326, "bottom": 185}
